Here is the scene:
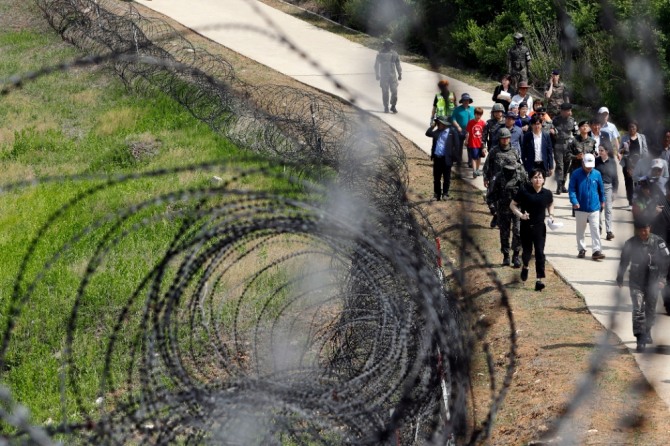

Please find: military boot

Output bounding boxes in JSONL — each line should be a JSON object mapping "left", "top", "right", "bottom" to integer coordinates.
{"left": 512, "top": 252, "right": 521, "bottom": 268}
{"left": 635, "top": 335, "right": 646, "bottom": 353}
{"left": 501, "top": 254, "right": 510, "bottom": 266}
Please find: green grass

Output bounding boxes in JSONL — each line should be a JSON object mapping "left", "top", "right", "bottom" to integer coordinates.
{"left": 0, "top": 12, "right": 310, "bottom": 426}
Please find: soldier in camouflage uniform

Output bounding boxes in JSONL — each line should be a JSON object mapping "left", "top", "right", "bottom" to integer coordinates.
{"left": 507, "top": 33, "right": 531, "bottom": 91}
{"left": 482, "top": 104, "right": 507, "bottom": 226}
{"left": 488, "top": 163, "right": 527, "bottom": 267}
{"left": 567, "top": 120, "right": 597, "bottom": 183}
{"left": 483, "top": 127, "right": 523, "bottom": 228}
{"left": 617, "top": 220, "right": 670, "bottom": 352}
{"left": 552, "top": 103, "right": 578, "bottom": 194}
{"left": 544, "top": 69, "right": 569, "bottom": 118}
{"left": 483, "top": 103, "right": 506, "bottom": 153}
{"left": 374, "top": 38, "right": 402, "bottom": 113}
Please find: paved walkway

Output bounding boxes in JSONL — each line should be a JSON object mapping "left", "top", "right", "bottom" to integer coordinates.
{"left": 136, "top": 0, "right": 670, "bottom": 409}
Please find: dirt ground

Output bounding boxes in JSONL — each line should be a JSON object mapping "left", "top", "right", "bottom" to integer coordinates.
{"left": 9, "top": 0, "right": 670, "bottom": 444}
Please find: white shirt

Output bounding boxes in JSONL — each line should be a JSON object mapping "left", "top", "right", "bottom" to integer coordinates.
{"left": 601, "top": 121, "right": 620, "bottom": 142}
{"left": 533, "top": 132, "right": 543, "bottom": 161}
{"left": 511, "top": 93, "right": 533, "bottom": 111}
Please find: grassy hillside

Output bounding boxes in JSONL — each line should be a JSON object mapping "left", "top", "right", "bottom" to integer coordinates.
{"left": 0, "top": 2, "right": 302, "bottom": 424}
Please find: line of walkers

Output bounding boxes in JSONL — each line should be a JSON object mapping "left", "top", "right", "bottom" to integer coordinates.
{"left": 425, "top": 74, "right": 670, "bottom": 353}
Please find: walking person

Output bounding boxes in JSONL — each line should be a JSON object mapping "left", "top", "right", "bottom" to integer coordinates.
{"left": 492, "top": 74, "right": 515, "bottom": 112}
{"left": 426, "top": 116, "right": 459, "bottom": 201}
{"left": 552, "top": 103, "right": 578, "bottom": 194}
{"left": 374, "top": 38, "right": 402, "bottom": 113}
{"left": 595, "top": 145, "right": 619, "bottom": 241}
{"left": 451, "top": 93, "right": 475, "bottom": 167}
{"left": 598, "top": 106, "right": 621, "bottom": 154}
{"left": 568, "top": 153, "right": 606, "bottom": 260}
{"left": 464, "top": 107, "right": 486, "bottom": 178}
{"left": 431, "top": 79, "right": 456, "bottom": 123}
{"left": 588, "top": 116, "right": 613, "bottom": 154}
{"left": 507, "top": 33, "right": 531, "bottom": 90}
{"left": 617, "top": 220, "right": 670, "bottom": 352}
{"left": 488, "top": 164, "right": 527, "bottom": 267}
{"left": 651, "top": 181, "right": 670, "bottom": 315}
{"left": 619, "top": 120, "right": 649, "bottom": 209}
{"left": 544, "top": 69, "right": 569, "bottom": 118}
{"left": 566, "top": 120, "right": 597, "bottom": 187}
{"left": 483, "top": 127, "right": 521, "bottom": 227}
{"left": 511, "top": 81, "right": 533, "bottom": 112}
{"left": 510, "top": 168, "right": 555, "bottom": 291}
{"left": 521, "top": 115, "right": 554, "bottom": 176}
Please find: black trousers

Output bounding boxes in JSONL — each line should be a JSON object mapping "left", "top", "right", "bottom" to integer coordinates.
{"left": 622, "top": 165, "right": 634, "bottom": 205}
{"left": 520, "top": 221, "right": 547, "bottom": 279}
{"left": 433, "top": 158, "right": 452, "bottom": 197}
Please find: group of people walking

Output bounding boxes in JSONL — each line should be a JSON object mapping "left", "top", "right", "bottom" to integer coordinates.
{"left": 376, "top": 38, "right": 670, "bottom": 352}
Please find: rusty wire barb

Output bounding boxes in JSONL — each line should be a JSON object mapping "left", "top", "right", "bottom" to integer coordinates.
{"left": 0, "top": 0, "right": 524, "bottom": 444}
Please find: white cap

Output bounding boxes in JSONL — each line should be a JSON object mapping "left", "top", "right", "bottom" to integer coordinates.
{"left": 584, "top": 153, "right": 596, "bottom": 167}
{"left": 652, "top": 158, "right": 664, "bottom": 170}
{"left": 598, "top": 106, "right": 609, "bottom": 114}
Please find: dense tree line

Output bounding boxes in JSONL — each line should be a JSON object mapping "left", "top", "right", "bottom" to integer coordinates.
{"left": 292, "top": 0, "right": 670, "bottom": 133}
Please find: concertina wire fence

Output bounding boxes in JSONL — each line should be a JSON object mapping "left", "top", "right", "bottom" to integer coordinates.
{"left": 0, "top": 0, "right": 535, "bottom": 444}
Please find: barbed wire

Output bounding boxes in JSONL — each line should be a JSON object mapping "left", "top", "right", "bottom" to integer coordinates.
{"left": 0, "top": 0, "right": 537, "bottom": 444}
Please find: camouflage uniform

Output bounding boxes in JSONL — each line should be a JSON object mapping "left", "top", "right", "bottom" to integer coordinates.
{"left": 488, "top": 164, "right": 527, "bottom": 261}
{"left": 545, "top": 81, "right": 567, "bottom": 117}
{"left": 483, "top": 139, "right": 522, "bottom": 217}
{"left": 483, "top": 117, "right": 505, "bottom": 151}
{"left": 374, "top": 41, "right": 402, "bottom": 112}
{"left": 552, "top": 114, "right": 577, "bottom": 191}
{"left": 616, "top": 232, "right": 670, "bottom": 348}
{"left": 567, "top": 135, "right": 597, "bottom": 177}
{"left": 507, "top": 34, "right": 531, "bottom": 90}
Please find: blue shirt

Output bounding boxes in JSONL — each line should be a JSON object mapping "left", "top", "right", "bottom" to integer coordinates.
{"left": 568, "top": 167, "right": 605, "bottom": 213}
{"left": 435, "top": 128, "right": 450, "bottom": 157}
{"left": 451, "top": 105, "right": 475, "bottom": 130}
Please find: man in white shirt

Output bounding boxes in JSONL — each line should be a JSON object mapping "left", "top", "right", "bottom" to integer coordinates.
{"left": 598, "top": 106, "right": 620, "bottom": 155}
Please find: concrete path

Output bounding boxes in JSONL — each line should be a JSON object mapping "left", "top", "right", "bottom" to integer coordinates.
{"left": 135, "top": 0, "right": 670, "bottom": 409}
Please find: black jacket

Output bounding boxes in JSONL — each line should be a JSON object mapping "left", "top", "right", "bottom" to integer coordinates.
{"left": 426, "top": 125, "right": 459, "bottom": 167}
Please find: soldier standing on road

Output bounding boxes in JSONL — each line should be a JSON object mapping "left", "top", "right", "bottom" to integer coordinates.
{"left": 617, "top": 219, "right": 670, "bottom": 352}
{"left": 507, "top": 33, "right": 531, "bottom": 90}
{"left": 552, "top": 103, "right": 578, "bottom": 194}
{"left": 374, "top": 38, "right": 402, "bottom": 114}
{"left": 544, "top": 69, "right": 569, "bottom": 118}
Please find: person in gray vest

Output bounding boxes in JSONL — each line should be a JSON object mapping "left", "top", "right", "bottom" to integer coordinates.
{"left": 544, "top": 69, "right": 570, "bottom": 118}
{"left": 507, "top": 33, "right": 531, "bottom": 91}
{"left": 617, "top": 219, "right": 670, "bottom": 352}
{"left": 488, "top": 163, "right": 527, "bottom": 267}
{"left": 552, "top": 103, "right": 578, "bottom": 194}
{"left": 374, "top": 38, "right": 402, "bottom": 113}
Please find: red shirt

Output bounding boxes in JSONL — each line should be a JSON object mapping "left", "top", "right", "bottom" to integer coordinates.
{"left": 466, "top": 118, "right": 485, "bottom": 148}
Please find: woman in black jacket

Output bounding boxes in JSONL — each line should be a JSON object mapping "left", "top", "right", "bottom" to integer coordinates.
{"left": 492, "top": 74, "right": 516, "bottom": 112}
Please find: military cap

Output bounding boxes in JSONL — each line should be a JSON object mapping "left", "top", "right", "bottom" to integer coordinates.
{"left": 513, "top": 32, "right": 524, "bottom": 40}
{"left": 492, "top": 103, "right": 505, "bottom": 112}
{"left": 498, "top": 128, "right": 512, "bottom": 138}
{"left": 560, "top": 103, "right": 573, "bottom": 110}
{"left": 506, "top": 111, "right": 517, "bottom": 118}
